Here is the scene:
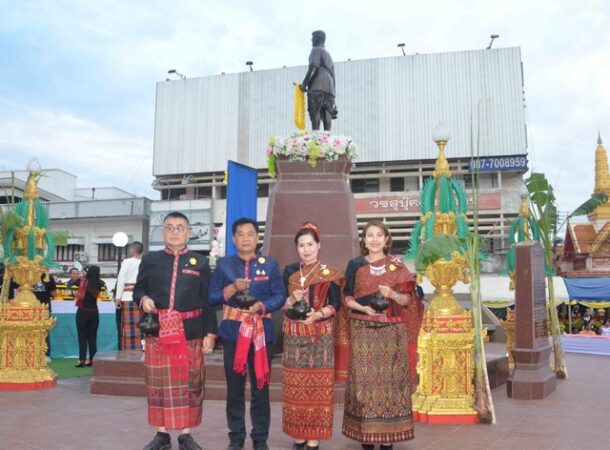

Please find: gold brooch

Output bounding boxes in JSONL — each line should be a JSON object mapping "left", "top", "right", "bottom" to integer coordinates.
{"left": 189, "top": 257, "right": 197, "bottom": 265}
{"left": 258, "top": 257, "right": 266, "bottom": 264}
{"left": 389, "top": 264, "right": 396, "bottom": 272}
{"left": 322, "top": 268, "right": 330, "bottom": 276}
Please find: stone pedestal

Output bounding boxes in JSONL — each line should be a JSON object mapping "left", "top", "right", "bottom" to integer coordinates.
{"left": 507, "top": 242, "right": 556, "bottom": 400}
{"left": 262, "top": 157, "right": 359, "bottom": 270}
{"left": 262, "top": 157, "right": 360, "bottom": 354}
{"left": 0, "top": 303, "right": 57, "bottom": 390}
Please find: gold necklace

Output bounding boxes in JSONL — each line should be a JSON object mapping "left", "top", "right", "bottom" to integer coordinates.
{"left": 299, "top": 261, "right": 320, "bottom": 288}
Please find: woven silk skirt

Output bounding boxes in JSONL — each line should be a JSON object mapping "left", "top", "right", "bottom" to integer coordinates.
{"left": 282, "top": 332, "right": 335, "bottom": 440}
{"left": 342, "top": 319, "right": 414, "bottom": 443}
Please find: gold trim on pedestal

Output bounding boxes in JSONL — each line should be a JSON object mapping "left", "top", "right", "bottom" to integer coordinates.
{"left": 0, "top": 303, "right": 57, "bottom": 388}
{"left": 412, "top": 257, "right": 477, "bottom": 422}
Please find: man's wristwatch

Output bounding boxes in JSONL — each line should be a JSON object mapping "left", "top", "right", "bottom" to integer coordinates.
{"left": 393, "top": 293, "right": 400, "bottom": 302}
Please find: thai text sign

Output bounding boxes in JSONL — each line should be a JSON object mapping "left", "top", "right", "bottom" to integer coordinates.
{"left": 354, "top": 192, "right": 501, "bottom": 214}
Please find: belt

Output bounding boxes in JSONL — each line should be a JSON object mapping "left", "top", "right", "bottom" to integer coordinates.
{"left": 223, "top": 305, "right": 271, "bottom": 321}
{"left": 153, "top": 308, "right": 202, "bottom": 319}
{"left": 123, "top": 283, "right": 135, "bottom": 292}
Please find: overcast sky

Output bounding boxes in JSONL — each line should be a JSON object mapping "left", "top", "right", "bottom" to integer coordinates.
{"left": 1, "top": 0, "right": 609, "bottom": 214}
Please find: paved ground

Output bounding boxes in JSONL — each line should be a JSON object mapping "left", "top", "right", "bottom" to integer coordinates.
{"left": 0, "top": 352, "right": 608, "bottom": 450}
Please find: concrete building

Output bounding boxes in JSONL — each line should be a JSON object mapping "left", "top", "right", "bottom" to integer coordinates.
{"left": 0, "top": 168, "right": 151, "bottom": 275}
{"left": 151, "top": 46, "right": 528, "bottom": 270}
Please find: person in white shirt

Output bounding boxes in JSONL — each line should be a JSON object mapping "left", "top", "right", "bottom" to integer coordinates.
{"left": 600, "top": 319, "right": 610, "bottom": 337}
{"left": 115, "top": 241, "right": 144, "bottom": 350}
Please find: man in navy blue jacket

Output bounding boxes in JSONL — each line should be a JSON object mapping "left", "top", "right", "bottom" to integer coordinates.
{"left": 209, "top": 217, "right": 285, "bottom": 450}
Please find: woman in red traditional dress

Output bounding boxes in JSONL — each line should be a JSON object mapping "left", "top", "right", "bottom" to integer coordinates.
{"left": 342, "top": 220, "right": 416, "bottom": 450}
{"left": 281, "top": 223, "right": 344, "bottom": 450}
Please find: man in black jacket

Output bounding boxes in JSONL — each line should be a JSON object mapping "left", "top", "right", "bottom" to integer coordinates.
{"left": 134, "top": 212, "right": 217, "bottom": 450}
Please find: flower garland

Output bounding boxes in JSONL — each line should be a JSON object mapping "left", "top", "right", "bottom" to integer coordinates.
{"left": 266, "top": 130, "right": 358, "bottom": 177}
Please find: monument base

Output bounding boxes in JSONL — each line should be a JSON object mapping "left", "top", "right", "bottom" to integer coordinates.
{"left": 413, "top": 410, "right": 479, "bottom": 425}
{"left": 507, "top": 345, "right": 556, "bottom": 400}
{"left": 412, "top": 309, "right": 478, "bottom": 425}
{"left": 0, "top": 370, "right": 57, "bottom": 391}
{"left": 0, "top": 303, "right": 57, "bottom": 391}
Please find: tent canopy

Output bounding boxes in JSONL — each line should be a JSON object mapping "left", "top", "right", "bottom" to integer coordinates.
{"left": 563, "top": 277, "right": 610, "bottom": 302}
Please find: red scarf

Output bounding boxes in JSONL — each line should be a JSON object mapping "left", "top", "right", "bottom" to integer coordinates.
{"left": 158, "top": 309, "right": 189, "bottom": 382}
{"left": 233, "top": 314, "right": 269, "bottom": 389}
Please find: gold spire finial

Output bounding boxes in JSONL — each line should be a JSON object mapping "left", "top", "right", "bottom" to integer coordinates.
{"left": 589, "top": 133, "right": 610, "bottom": 220}
{"left": 433, "top": 141, "right": 452, "bottom": 178}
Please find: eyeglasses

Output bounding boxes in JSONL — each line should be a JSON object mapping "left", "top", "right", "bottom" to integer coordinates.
{"left": 163, "top": 225, "right": 188, "bottom": 233}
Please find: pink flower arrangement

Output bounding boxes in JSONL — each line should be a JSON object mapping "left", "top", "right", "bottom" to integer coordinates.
{"left": 266, "top": 131, "right": 357, "bottom": 177}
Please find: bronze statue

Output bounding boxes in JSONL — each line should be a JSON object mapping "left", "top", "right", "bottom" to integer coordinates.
{"left": 300, "top": 30, "right": 337, "bottom": 131}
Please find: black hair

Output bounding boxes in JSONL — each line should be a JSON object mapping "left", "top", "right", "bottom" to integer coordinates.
{"left": 232, "top": 217, "right": 258, "bottom": 235}
{"left": 163, "top": 211, "right": 189, "bottom": 224}
{"left": 294, "top": 222, "right": 320, "bottom": 244}
{"left": 130, "top": 241, "right": 144, "bottom": 255}
{"left": 69, "top": 267, "right": 79, "bottom": 274}
{"left": 85, "top": 265, "right": 103, "bottom": 296}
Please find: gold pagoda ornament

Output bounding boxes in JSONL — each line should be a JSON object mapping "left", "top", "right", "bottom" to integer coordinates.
{"left": 406, "top": 124, "right": 478, "bottom": 424}
{"left": 0, "top": 157, "right": 57, "bottom": 390}
{"left": 588, "top": 132, "right": 610, "bottom": 221}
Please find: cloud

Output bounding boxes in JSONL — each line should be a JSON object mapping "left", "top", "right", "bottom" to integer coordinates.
{"left": 0, "top": 98, "right": 154, "bottom": 198}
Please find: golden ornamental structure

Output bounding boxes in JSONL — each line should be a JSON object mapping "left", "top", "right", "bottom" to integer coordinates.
{"left": 0, "top": 158, "right": 57, "bottom": 390}
{"left": 406, "top": 125, "right": 478, "bottom": 424}
{"left": 588, "top": 133, "right": 610, "bottom": 222}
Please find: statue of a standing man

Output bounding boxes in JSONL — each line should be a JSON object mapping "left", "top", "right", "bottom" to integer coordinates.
{"left": 300, "top": 30, "right": 336, "bottom": 131}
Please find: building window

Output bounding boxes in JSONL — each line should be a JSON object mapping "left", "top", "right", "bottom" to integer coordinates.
{"left": 195, "top": 186, "right": 212, "bottom": 198}
{"left": 351, "top": 178, "right": 380, "bottom": 193}
{"left": 55, "top": 244, "right": 84, "bottom": 262}
{"left": 390, "top": 177, "right": 405, "bottom": 192}
{"left": 220, "top": 185, "right": 227, "bottom": 199}
{"left": 98, "top": 244, "right": 118, "bottom": 262}
{"left": 161, "top": 187, "right": 186, "bottom": 200}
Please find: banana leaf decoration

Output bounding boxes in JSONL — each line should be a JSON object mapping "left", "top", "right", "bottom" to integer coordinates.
{"left": 569, "top": 191, "right": 608, "bottom": 217}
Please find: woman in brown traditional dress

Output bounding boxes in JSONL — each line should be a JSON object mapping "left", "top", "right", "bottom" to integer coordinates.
{"left": 281, "top": 223, "right": 343, "bottom": 450}
{"left": 342, "top": 220, "right": 416, "bottom": 450}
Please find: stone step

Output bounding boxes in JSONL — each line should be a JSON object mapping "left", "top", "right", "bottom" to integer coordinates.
{"left": 90, "top": 344, "right": 508, "bottom": 400}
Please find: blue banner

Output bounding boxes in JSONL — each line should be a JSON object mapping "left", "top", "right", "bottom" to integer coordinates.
{"left": 225, "top": 161, "right": 257, "bottom": 256}
{"left": 563, "top": 277, "right": 610, "bottom": 301}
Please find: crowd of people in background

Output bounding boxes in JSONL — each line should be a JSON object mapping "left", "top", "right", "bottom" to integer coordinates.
{"left": 559, "top": 305, "right": 610, "bottom": 335}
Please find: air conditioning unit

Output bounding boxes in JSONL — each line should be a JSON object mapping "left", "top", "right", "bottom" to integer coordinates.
{"left": 74, "top": 251, "right": 89, "bottom": 263}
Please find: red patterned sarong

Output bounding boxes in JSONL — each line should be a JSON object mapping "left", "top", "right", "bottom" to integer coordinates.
{"left": 282, "top": 330, "right": 335, "bottom": 440}
{"left": 145, "top": 338, "right": 204, "bottom": 429}
{"left": 121, "top": 301, "right": 142, "bottom": 351}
